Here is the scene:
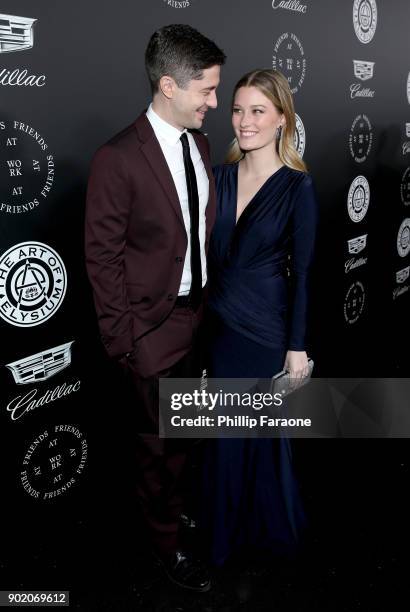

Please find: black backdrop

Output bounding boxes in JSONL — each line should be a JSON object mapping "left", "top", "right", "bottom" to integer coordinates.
{"left": 1, "top": 0, "right": 409, "bottom": 604}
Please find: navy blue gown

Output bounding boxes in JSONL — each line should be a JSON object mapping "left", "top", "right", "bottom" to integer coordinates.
{"left": 202, "top": 163, "right": 318, "bottom": 566}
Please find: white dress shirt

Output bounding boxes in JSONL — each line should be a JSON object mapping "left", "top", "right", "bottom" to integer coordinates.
{"left": 146, "top": 103, "right": 209, "bottom": 296}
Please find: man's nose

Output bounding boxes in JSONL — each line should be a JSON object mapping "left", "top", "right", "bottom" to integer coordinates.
{"left": 208, "top": 90, "right": 218, "bottom": 109}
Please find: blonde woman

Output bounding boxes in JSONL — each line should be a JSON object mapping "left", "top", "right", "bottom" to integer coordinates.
{"left": 202, "top": 69, "right": 318, "bottom": 566}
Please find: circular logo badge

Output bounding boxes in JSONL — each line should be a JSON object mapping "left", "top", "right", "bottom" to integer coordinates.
{"left": 397, "top": 218, "right": 410, "bottom": 257}
{"left": 353, "top": 0, "right": 377, "bottom": 44}
{"left": 349, "top": 114, "right": 373, "bottom": 163}
{"left": 294, "top": 113, "right": 306, "bottom": 157}
{"left": 272, "top": 32, "right": 306, "bottom": 95}
{"left": 401, "top": 167, "right": 410, "bottom": 206}
{"left": 347, "top": 176, "right": 370, "bottom": 222}
{"left": 0, "top": 120, "right": 55, "bottom": 216}
{"left": 344, "top": 281, "right": 366, "bottom": 324}
{"left": 0, "top": 241, "right": 67, "bottom": 327}
{"left": 20, "top": 425, "right": 87, "bottom": 501}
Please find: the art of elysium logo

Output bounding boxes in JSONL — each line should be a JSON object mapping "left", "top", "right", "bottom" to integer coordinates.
{"left": 0, "top": 121, "right": 54, "bottom": 214}
{"left": 0, "top": 13, "right": 36, "bottom": 53}
{"left": 271, "top": 0, "right": 307, "bottom": 13}
{"left": 294, "top": 113, "right": 305, "bottom": 157}
{"left": 20, "top": 425, "right": 87, "bottom": 500}
{"left": 6, "top": 341, "right": 74, "bottom": 385}
{"left": 162, "top": 0, "right": 194, "bottom": 7}
{"left": 347, "top": 234, "right": 367, "bottom": 254}
{"left": 0, "top": 242, "right": 67, "bottom": 327}
{"left": 272, "top": 32, "right": 306, "bottom": 95}
{"left": 344, "top": 281, "right": 366, "bottom": 324}
{"left": 349, "top": 114, "right": 373, "bottom": 163}
{"left": 401, "top": 168, "right": 410, "bottom": 206}
{"left": 397, "top": 218, "right": 410, "bottom": 258}
{"left": 353, "top": 0, "right": 377, "bottom": 44}
{"left": 347, "top": 176, "right": 370, "bottom": 222}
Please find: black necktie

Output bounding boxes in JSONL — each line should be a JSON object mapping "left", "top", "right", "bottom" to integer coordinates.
{"left": 180, "top": 132, "right": 202, "bottom": 310}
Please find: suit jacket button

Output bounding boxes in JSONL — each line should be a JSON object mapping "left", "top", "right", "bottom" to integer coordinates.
{"left": 175, "top": 256, "right": 183, "bottom": 263}
{"left": 167, "top": 293, "right": 174, "bottom": 301}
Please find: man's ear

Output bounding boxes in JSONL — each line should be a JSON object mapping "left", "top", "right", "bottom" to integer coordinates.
{"left": 159, "top": 75, "right": 176, "bottom": 99}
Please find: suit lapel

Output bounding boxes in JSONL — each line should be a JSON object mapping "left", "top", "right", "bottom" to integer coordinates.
{"left": 135, "top": 113, "right": 185, "bottom": 229}
{"left": 134, "top": 113, "right": 216, "bottom": 247}
{"left": 192, "top": 131, "right": 216, "bottom": 251}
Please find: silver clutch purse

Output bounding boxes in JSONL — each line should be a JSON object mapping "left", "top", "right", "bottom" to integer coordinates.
{"left": 270, "top": 358, "right": 314, "bottom": 398}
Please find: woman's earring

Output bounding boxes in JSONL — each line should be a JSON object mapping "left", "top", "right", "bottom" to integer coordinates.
{"left": 275, "top": 124, "right": 283, "bottom": 153}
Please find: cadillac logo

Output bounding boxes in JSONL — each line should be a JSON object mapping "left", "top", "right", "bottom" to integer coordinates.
{"left": 397, "top": 218, "right": 410, "bottom": 258}
{"left": 347, "top": 176, "right": 370, "bottom": 223}
{"left": 294, "top": 113, "right": 306, "bottom": 157}
{"left": 0, "top": 241, "right": 67, "bottom": 327}
{"left": 353, "top": 60, "right": 374, "bottom": 81}
{"left": 348, "top": 234, "right": 367, "bottom": 254}
{"left": 353, "top": 0, "right": 377, "bottom": 44}
{"left": 272, "top": 0, "right": 307, "bottom": 13}
{"left": 396, "top": 266, "right": 410, "bottom": 284}
{"left": 6, "top": 341, "right": 74, "bottom": 385}
{"left": 344, "top": 281, "right": 366, "bottom": 324}
{"left": 0, "top": 13, "right": 36, "bottom": 53}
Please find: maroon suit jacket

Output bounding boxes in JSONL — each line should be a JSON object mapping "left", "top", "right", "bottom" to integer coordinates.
{"left": 85, "top": 112, "right": 216, "bottom": 359}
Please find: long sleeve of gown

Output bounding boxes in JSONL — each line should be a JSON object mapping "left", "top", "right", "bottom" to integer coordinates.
{"left": 288, "top": 174, "right": 318, "bottom": 351}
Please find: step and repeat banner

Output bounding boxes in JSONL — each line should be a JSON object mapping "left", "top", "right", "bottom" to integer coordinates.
{"left": 0, "top": 0, "right": 409, "bottom": 593}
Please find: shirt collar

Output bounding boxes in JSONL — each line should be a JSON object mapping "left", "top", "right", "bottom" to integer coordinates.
{"left": 146, "top": 103, "right": 187, "bottom": 146}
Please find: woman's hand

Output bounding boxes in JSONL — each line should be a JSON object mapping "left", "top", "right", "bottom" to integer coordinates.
{"left": 284, "top": 350, "right": 309, "bottom": 380}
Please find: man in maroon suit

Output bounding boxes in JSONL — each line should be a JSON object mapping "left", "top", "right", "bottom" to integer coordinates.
{"left": 85, "top": 25, "right": 225, "bottom": 591}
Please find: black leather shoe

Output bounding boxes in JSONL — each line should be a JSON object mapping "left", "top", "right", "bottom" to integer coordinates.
{"left": 180, "top": 513, "right": 197, "bottom": 530}
{"left": 158, "top": 550, "right": 211, "bottom": 592}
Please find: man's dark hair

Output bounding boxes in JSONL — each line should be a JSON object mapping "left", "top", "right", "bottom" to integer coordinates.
{"left": 145, "top": 24, "right": 226, "bottom": 94}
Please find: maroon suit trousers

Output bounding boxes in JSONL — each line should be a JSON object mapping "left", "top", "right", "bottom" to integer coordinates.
{"left": 124, "top": 303, "right": 203, "bottom": 556}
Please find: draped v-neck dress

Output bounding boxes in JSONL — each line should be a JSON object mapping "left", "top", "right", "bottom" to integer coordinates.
{"left": 201, "top": 162, "right": 318, "bottom": 566}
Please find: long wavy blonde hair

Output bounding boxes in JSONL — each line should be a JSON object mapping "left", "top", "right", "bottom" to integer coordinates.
{"left": 225, "top": 69, "right": 307, "bottom": 173}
